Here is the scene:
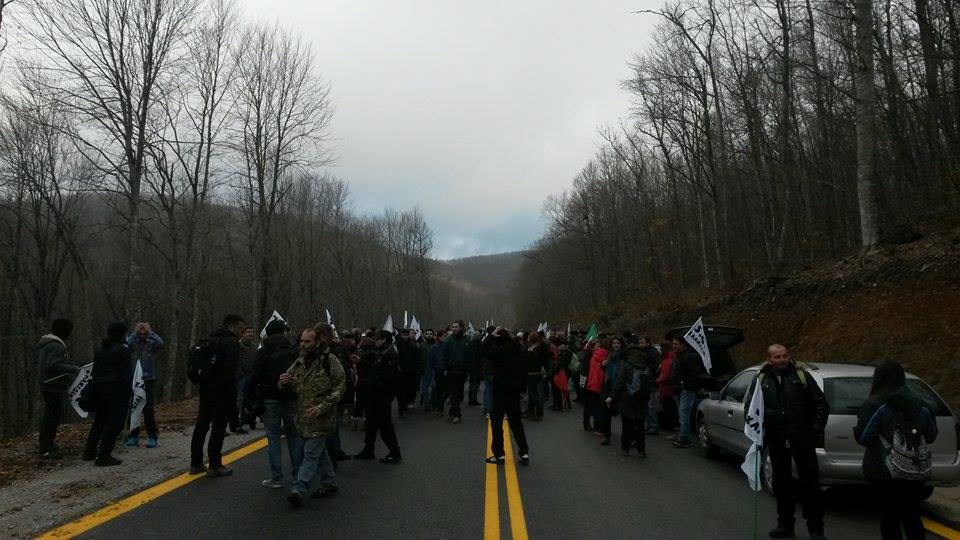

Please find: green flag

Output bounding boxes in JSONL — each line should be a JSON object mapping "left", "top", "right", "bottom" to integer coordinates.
{"left": 584, "top": 324, "right": 599, "bottom": 342}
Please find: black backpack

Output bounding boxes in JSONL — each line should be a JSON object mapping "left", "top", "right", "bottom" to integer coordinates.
{"left": 187, "top": 338, "right": 220, "bottom": 384}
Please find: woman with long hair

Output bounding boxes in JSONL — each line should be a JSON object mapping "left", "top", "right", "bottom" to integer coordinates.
{"left": 523, "top": 331, "right": 550, "bottom": 421}
{"left": 854, "top": 360, "right": 938, "bottom": 540}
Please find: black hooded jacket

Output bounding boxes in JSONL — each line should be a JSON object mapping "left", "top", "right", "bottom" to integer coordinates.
{"left": 250, "top": 333, "right": 297, "bottom": 401}
{"left": 91, "top": 338, "right": 134, "bottom": 394}
{"left": 481, "top": 335, "right": 526, "bottom": 397}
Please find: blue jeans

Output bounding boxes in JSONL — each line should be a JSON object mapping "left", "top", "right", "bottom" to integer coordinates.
{"left": 419, "top": 371, "right": 435, "bottom": 409}
{"left": 263, "top": 399, "right": 302, "bottom": 482}
{"left": 483, "top": 375, "right": 494, "bottom": 415}
{"left": 645, "top": 390, "right": 659, "bottom": 431}
{"left": 677, "top": 390, "right": 697, "bottom": 444}
{"left": 293, "top": 436, "right": 336, "bottom": 496}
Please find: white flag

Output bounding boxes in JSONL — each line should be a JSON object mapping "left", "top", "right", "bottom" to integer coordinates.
{"left": 68, "top": 363, "right": 94, "bottom": 418}
{"left": 741, "top": 378, "right": 765, "bottom": 491}
{"left": 404, "top": 311, "right": 409, "bottom": 329}
{"left": 326, "top": 309, "right": 333, "bottom": 326}
{"left": 260, "top": 310, "right": 286, "bottom": 340}
{"left": 383, "top": 315, "right": 394, "bottom": 334}
{"left": 129, "top": 360, "right": 147, "bottom": 430}
{"left": 683, "top": 317, "right": 713, "bottom": 372}
{"left": 467, "top": 321, "right": 477, "bottom": 337}
{"left": 410, "top": 315, "right": 422, "bottom": 340}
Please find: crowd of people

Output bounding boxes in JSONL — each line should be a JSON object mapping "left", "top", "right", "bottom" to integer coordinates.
{"left": 35, "top": 315, "right": 941, "bottom": 538}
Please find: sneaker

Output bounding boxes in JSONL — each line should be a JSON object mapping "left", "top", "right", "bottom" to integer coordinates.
{"left": 94, "top": 456, "right": 123, "bottom": 467}
{"left": 452, "top": 417, "right": 461, "bottom": 424}
{"left": 189, "top": 464, "right": 206, "bottom": 475}
{"left": 40, "top": 450, "right": 63, "bottom": 460}
{"left": 672, "top": 440, "right": 692, "bottom": 449}
{"left": 768, "top": 526, "right": 794, "bottom": 538}
{"left": 485, "top": 413, "right": 491, "bottom": 420}
{"left": 310, "top": 486, "right": 339, "bottom": 498}
{"left": 205, "top": 466, "right": 233, "bottom": 477}
{"left": 125, "top": 436, "right": 139, "bottom": 447}
{"left": 379, "top": 454, "right": 402, "bottom": 464}
{"left": 287, "top": 491, "right": 303, "bottom": 508}
{"left": 261, "top": 479, "right": 283, "bottom": 489}
{"left": 146, "top": 437, "right": 158, "bottom": 448}
{"left": 485, "top": 455, "right": 505, "bottom": 465}
{"left": 518, "top": 453, "right": 530, "bottom": 466}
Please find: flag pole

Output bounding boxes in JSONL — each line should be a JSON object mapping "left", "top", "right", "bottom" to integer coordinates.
{"left": 753, "top": 446, "right": 761, "bottom": 540}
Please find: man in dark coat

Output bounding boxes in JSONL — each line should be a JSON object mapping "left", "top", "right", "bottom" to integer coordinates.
{"left": 439, "top": 320, "right": 472, "bottom": 423}
{"left": 670, "top": 338, "right": 705, "bottom": 448}
{"left": 746, "top": 344, "right": 829, "bottom": 540}
{"left": 36, "top": 318, "right": 80, "bottom": 459}
{"left": 83, "top": 321, "right": 133, "bottom": 466}
{"left": 190, "top": 314, "right": 244, "bottom": 477}
{"left": 482, "top": 328, "right": 530, "bottom": 465}
{"left": 354, "top": 330, "right": 402, "bottom": 463}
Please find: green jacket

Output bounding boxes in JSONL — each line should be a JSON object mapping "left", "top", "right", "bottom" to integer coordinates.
{"left": 285, "top": 349, "right": 346, "bottom": 438}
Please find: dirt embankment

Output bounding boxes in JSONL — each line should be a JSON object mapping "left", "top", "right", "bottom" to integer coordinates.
{"left": 625, "top": 228, "right": 960, "bottom": 409}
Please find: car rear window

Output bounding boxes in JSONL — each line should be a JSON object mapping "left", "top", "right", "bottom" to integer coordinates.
{"left": 823, "top": 377, "right": 952, "bottom": 417}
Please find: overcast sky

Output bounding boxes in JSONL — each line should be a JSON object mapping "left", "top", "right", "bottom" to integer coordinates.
{"left": 238, "top": 0, "right": 660, "bottom": 259}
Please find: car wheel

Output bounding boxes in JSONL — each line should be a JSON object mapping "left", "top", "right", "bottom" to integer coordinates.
{"left": 762, "top": 449, "right": 775, "bottom": 496}
{"left": 697, "top": 414, "right": 719, "bottom": 458}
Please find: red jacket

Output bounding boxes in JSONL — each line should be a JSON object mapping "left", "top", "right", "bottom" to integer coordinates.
{"left": 585, "top": 346, "right": 608, "bottom": 393}
{"left": 655, "top": 350, "right": 676, "bottom": 398}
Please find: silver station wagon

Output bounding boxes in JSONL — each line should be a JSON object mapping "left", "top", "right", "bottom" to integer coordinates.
{"left": 696, "top": 363, "right": 960, "bottom": 497}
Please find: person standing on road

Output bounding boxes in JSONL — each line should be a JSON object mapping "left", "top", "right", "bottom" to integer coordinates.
{"left": 653, "top": 341, "right": 678, "bottom": 432}
{"left": 747, "top": 344, "right": 829, "bottom": 540}
{"left": 36, "top": 319, "right": 80, "bottom": 460}
{"left": 483, "top": 327, "right": 530, "bottom": 466}
{"left": 598, "top": 336, "right": 625, "bottom": 445}
{"left": 250, "top": 319, "right": 301, "bottom": 489}
{"left": 440, "top": 320, "right": 472, "bottom": 423}
{"left": 281, "top": 327, "right": 346, "bottom": 507}
{"left": 581, "top": 335, "right": 609, "bottom": 433}
{"left": 418, "top": 329, "right": 437, "bottom": 411}
{"left": 190, "top": 314, "right": 244, "bottom": 477}
{"left": 523, "top": 331, "right": 549, "bottom": 421}
{"left": 669, "top": 337, "right": 704, "bottom": 448}
{"left": 83, "top": 321, "right": 133, "bottom": 466}
{"left": 125, "top": 322, "right": 164, "bottom": 448}
{"left": 639, "top": 336, "right": 661, "bottom": 435}
{"left": 606, "top": 340, "right": 651, "bottom": 458}
{"left": 230, "top": 325, "right": 256, "bottom": 434}
{"left": 353, "top": 330, "right": 403, "bottom": 463}
{"left": 321, "top": 323, "right": 353, "bottom": 465}
{"left": 854, "top": 360, "right": 937, "bottom": 540}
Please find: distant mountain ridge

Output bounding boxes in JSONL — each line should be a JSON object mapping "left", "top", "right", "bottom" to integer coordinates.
{"left": 434, "top": 251, "right": 525, "bottom": 326}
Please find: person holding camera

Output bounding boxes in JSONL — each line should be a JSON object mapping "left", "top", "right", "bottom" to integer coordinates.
{"left": 482, "top": 327, "right": 530, "bottom": 466}
{"left": 125, "top": 321, "right": 164, "bottom": 448}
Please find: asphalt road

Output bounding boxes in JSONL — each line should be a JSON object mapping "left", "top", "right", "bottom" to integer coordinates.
{"left": 75, "top": 399, "right": 942, "bottom": 539}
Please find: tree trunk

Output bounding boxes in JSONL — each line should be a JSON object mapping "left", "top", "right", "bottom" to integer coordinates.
{"left": 855, "top": 0, "right": 880, "bottom": 248}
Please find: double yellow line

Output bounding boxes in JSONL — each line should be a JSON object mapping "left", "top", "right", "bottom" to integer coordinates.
{"left": 484, "top": 419, "right": 528, "bottom": 540}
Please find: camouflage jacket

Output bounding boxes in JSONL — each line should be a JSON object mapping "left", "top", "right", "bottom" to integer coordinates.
{"left": 285, "top": 349, "right": 346, "bottom": 438}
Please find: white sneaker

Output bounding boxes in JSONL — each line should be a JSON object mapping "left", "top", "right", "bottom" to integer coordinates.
{"left": 261, "top": 479, "right": 283, "bottom": 489}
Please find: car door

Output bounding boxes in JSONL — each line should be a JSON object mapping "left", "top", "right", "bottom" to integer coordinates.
{"left": 713, "top": 369, "right": 757, "bottom": 454}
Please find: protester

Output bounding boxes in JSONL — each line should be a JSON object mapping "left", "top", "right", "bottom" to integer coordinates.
{"left": 418, "top": 329, "right": 437, "bottom": 411}
{"left": 653, "top": 341, "right": 678, "bottom": 432}
{"left": 189, "top": 314, "right": 244, "bottom": 477}
{"left": 250, "top": 319, "right": 301, "bottom": 489}
{"left": 550, "top": 336, "right": 574, "bottom": 411}
{"left": 83, "top": 321, "right": 133, "bottom": 466}
{"left": 481, "top": 326, "right": 496, "bottom": 419}
{"left": 482, "top": 327, "right": 530, "bottom": 465}
{"left": 597, "top": 336, "right": 623, "bottom": 445}
{"left": 353, "top": 330, "right": 403, "bottom": 463}
{"left": 854, "top": 360, "right": 937, "bottom": 540}
{"left": 396, "top": 329, "right": 419, "bottom": 418}
{"left": 321, "top": 323, "right": 353, "bottom": 465}
{"left": 233, "top": 325, "right": 257, "bottom": 433}
{"left": 281, "top": 327, "right": 346, "bottom": 507}
{"left": 669, "top": 337, "right": 704, "bottom": 449}
{"left": 467, "top": 331, "right": 484, "bottom": 407}
{"left": 524, "top": 332, "right": 550, "bottom": 421}
{"left": 581, "top": 335, "right": 609, "bottom": 434}
{"left": 36, "top": 319, "right": 80, "bottom": 460}
{"left": 439, "top": 320, "right": 472, "bottom": 423}
{"left": 639, "top": 336, "right": 661, "bottom": 435}
{"left": 428, "top": 330, "right": 446, "bottom": 415}
{"left": 125, "top": 322, "right": 164, "bottom": 448}
{"left": 747, "top": 344, "right": 829, "bottom": 540}
{"left": 606, "top": 339, "right": 651, "bottom": 458}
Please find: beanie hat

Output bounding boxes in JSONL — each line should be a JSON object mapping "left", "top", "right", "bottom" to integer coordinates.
{"left": 107, "top": 320, "right": 129, "bottom": 340}
{"left": 51, "top": 319, "right": 74, "bottom": 340}
{"left": 265, "top": 319, "right": 286, "bottom": 336}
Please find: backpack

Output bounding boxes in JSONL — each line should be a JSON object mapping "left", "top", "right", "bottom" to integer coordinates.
{"left": 882, "top": 410, "right": 933, "bottom": 481}
{"left": 625, "top": 365, "right": 649, "bottom": 398}
{"left": 187, "top": 338, "right": 220, "bottom": 384}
